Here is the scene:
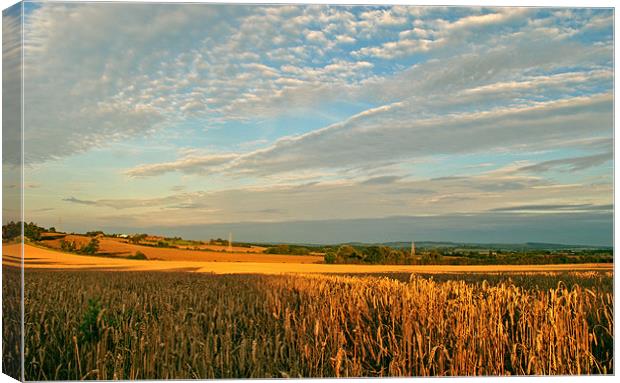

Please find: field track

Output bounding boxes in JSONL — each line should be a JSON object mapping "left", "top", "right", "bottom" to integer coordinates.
{"left": 2, "top": 243, "right": 613, "bottom": 274}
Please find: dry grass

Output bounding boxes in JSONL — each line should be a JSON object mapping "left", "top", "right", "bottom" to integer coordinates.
{"left": 14, "top": 267, "right": 613, "bottom": 379}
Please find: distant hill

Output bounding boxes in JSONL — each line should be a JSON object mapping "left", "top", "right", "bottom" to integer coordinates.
{"left": 251, "top": 240, "right": 611, "bottom": 251}
{"left": 364, "top": 241, "right": 612, "bottom": 251}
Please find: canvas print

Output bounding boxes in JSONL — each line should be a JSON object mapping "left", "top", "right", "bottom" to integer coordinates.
{"left": 1, "top": 1, "right": 614, "bottom": 380}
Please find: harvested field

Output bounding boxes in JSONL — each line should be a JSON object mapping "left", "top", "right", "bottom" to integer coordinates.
{"left": 36, "top": 235, "right": 322, "bottom": 263}
{"left": 2, "top": 244, "right": 613, "bottom": 275}
{"left": 166, "top": 243, "right": 265, "bottom": 253}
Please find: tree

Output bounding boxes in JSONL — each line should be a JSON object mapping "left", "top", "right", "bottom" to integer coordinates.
{"left": 336, "top": 245, "right": 363, "bottom": 263}
{"left": 157, "top": 240, "right": 171, "bottom": 248}
{"left": 364, "top": 246, "right": 384, "bottom": 264}
{"left": 24, "top": 222, "right": 44, "bottom": 241}
{"left": 324, "top": 251, "right": 337, "bottom": 264}
{"left": 60, "top": 240, "right": 77, "bottom": 252}
{"left": 421, "top": 249, "right": 442, "bottom": 265}
{"left": 2, "top": 221, "right": 21, "bottom": 241}
{"left": 274, "top": 244, "right": 290, "bottom": 254}
{"left": 265, "top": 244, "right": 311, "bottom": 255}
{"left": 80, "top": 238, "right": 99, "bottom": 255}
{"left": 129, "top": 251, "right": 148, "bottom": 260}
{"left": 129, "top": 233, "right": 147, "bottom": 244}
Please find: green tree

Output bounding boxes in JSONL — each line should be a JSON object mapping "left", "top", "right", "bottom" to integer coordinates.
{"left": 421, "top": 249, "right": 442, "bottom": 264}
{"left": 324, "top": 251, "right": 337, "bottom": 264}
{"left": 128, "top": 251, "right": 148, "bottom": 260}
{"left": 130, "top": 233, "right": 148, "bottom": 244}
{"left": 80, "top": 238, "right": 100, "bottom": 255}
{"left": 2, "top": 221, "right": 21, "bottom": 241}
{"left": 24, "top": 222, "right": 44, "bottom": 241}
{"left": 336, "top": 245, "right": 363, "bottom": 263}
{"left": 60, "top": 239, "right": 77, "bottom": 252}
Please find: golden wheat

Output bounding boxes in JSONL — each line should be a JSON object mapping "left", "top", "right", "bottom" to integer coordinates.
{"left": 6, "top": 268, "right": 613, "bottom": 379}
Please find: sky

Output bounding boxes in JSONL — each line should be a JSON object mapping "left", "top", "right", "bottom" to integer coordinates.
{"left": 1, "top": 2, "right": 614, "bottom": 245}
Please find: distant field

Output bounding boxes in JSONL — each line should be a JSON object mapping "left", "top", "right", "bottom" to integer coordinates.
{"left": 39, "top": 235, "right": 279, "bottom": 260}
{"left": 2, "top": 243, "right": 613, "bottom": 274}
{"left": 34, "top": 235, "right": 323, "bottom": 264}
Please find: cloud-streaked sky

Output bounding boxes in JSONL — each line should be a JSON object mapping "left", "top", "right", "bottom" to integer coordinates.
{"left": 3, "top": 2, "right": 613, "bottom": 245}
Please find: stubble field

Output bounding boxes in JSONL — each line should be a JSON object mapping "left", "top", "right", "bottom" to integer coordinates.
{"left": 3, "top": 243, "right": 611, "bottom": 274}
{"left": 38, "top": 235, "right": 321, "bottom": 263}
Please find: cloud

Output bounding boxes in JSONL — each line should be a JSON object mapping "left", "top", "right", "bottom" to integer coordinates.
{"left": 122, "top": 6, "right": 612, "bottom": 180}
{"left": 63, "top": 193, "right": 212, "bottom": 210}
{"left": 63, "top": 197, "right": 98, "bottom": 206}
{"left": 353, "top": 8, "right": 531, "bottom": 59}
{"left": 353, "top": 38, "right": 434, "bottom": 59}
{"left": 22, "top": 3, "right": 229, "bottom": 163}
{"left": 490, "top": 203, "right": 612, "bottom": 213}
{"left": 360, "top": 175, "right": 404, "bottom": 185}
{"left": 125, "top": 153, "right": 238, "bottom": 177}
{"left": 32, "top": 208, "right": 55, "bottom": 213}
{"left": 2, "top": 6, "right": 22, "bottom": 166}
{"left": 23, "top": 4, "right": 403, "bottom": 164}
{"left": 62, "top": 168, "right": 612, "bottom": 228}
{"left": 358, "top": 9, "right": 408, "bottom": 28}
{"left": 165, "top": 202, "right": 211, "bottom": 210}
{"left": 516, "top": 152, "right": 612, "bottom": 173}
{"left": 19, "top": 4, "right": 612, "bottom": 166}
{"left": 305, "top": 29, "right": 327, "bottom": 43}
{"left": 127, "top": 93, "right": 612, "bottom": 177}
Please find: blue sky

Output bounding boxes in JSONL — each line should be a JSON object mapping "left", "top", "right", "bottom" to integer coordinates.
{"left": 2, "top": 3, "right": 613, "bottom": 245}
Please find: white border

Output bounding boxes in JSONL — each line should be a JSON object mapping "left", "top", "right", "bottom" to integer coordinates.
{"left": 0, "top": 1, "right": 617, "bottom": 383}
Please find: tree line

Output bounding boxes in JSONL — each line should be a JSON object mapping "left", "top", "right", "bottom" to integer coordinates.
{"left": 324, "top": 245, "right": 416, "bottom": 264}
{"left": 2, "top": 221, "right": 48, "bottom": 241}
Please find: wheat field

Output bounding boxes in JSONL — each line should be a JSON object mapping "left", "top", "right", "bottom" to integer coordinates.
{"left": 7, "top": 267, "right": 612, "bottom": 380}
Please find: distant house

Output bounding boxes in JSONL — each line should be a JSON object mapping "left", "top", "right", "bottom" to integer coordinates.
{"left": 119, "top": 234, "right": 129, "bottom": 238}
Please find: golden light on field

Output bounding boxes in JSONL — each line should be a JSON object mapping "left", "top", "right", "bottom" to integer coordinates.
{"left": 4, "top": 267, "right": 612, "bottom": 379}
{"left": 2, "top": 243, "right": 613, "bottom": 274}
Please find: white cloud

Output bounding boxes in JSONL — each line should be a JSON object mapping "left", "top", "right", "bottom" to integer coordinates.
{"left": 18, "top": 3, "right": 613, "bottom": 169}
{"left": 445, "top": 8, "right": 528, "bottom": 31}
{"left": 335, "top": 34, "right": 356, "bottom": 44}
{"left": 22, "top": 3, "right": 240, "bottom": 163}
{"left": 358, "top": 9, "right": 409, "bottom": 28}
{"left": 305, "top": 29, "right": 327, "bottom": 43}
{"left": 353, "top": 38, "right": 435, "bottom": 59}
{"left": 126, "top": 93, "right": 612, "bottom": 177}
{"left": 2, "top": 8, "right": 22, "bottom": 165}
{"left": 352, "top": 8, "right": 557, "bottom": 60}
{"left": 125, "top": 153, "right": 239, "bottom": 177}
